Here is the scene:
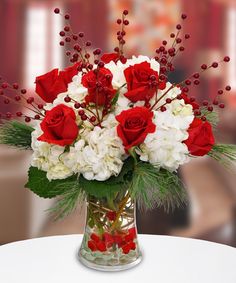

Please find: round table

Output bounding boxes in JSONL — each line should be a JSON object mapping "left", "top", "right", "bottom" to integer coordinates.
{"left": 0, "top": 234, "right": 235, "bottom": 283}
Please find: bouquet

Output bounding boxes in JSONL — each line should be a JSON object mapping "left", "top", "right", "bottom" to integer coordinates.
{"left": 0, "top": 8, "right": 235, "bottom": 271}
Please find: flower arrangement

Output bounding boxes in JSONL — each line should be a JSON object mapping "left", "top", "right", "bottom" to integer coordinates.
{"left": 0, "top": 8, "right": 235, "bottom": 270}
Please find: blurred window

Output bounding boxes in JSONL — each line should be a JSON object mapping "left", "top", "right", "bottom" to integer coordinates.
{"left": 227, "top": 7, "right": 236, "bottom": 91}
{"left": 24, "top": 2, "right": 62, "bottom": 89}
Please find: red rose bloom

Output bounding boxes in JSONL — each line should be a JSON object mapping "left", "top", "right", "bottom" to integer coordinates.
{"left": 116, "top": 106, "right": 156, "bottom": 151}
{"left": 184, "top": 118, "right": 215, "bottom": 156}
{"left": 101, "top": 53, "right": 120, "bottom": 64}
{"left": 38, "top": 104, "right": 78, "bottom": 146}
{"left": 35, "top": 63, "right": 79, "bottom": 103}
{"left": 81, "top": 67, "right": 116, "bottom": 106}
{"left": 124, "top": 61, "right": 166, "bottom": 102}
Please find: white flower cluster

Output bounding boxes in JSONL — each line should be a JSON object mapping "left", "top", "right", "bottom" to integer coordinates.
{"left": 31, "top": 55, "right": 194, "bottom": 181}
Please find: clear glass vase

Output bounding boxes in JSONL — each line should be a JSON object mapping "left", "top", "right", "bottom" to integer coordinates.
{"left": 78, "top": 190, "right": 142, "bottom": 271}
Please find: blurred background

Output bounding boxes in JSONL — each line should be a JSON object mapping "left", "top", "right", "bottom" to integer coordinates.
{"left": 0, "top": 0, "right": 235, "bottom": 247}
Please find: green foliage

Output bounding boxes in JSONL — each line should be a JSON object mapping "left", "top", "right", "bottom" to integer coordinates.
{"left": 208, "top": 144, "right": 236, "bottom": 170}
{"left": 200, "top": 107, "right": 219, "bottom": 129}
{"left": 129, "top": 162, "right": 187, "bottom": 211}
{"left": 25, "top": 167, "right": 81, "bottom": 198}
{"left": 48, "top": 189, "right": 85, "bottom": 220}
{"left": 79, "top": 157, "right": 134, "bottom": 199}
{"left": 111, "top": 83, "right": 126, "bottom": 106}
{"left": 0, "top": 120, "right": 34, "bottom": 150}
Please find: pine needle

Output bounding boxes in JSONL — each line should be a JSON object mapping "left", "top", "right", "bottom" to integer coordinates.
{"left": 0, "top": 120, "right": 34, "bottom": 150}
{"left": 129, "top": 162, "right": 187, "bottom": 212}
{"left": 48, "top": 187, "right": 85, "bottom": 220}
{"left": 208, "top": 144, "right": 236, "bottom": 170}
{"left": 200, "top": 107, "right": 219, "bottom": 129}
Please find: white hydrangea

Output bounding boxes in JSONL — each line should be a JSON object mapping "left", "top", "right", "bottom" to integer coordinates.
{"left": 136, "top": 100, "right": 194, "bottom": 172}
{"left": 62, "top": 121, "right": 126, "bottom": 181}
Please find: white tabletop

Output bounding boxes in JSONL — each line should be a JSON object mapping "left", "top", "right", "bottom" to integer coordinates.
{"left": 0, "top": 234, "right": 235, "bottom": 283}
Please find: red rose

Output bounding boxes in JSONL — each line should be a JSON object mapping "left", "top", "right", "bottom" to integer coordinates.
{"left": 181, "top": 93, "right": 200, "bottom": 110}
{"left": 116, "top": 106, "right": 156, "bottom": 151}
{"left": 35, "top": 63, "right": 79, "bottom": 103}
{"left": 38, "top": 104, "right": 78, "bottom": 146}
{"left": 184, "top": 118, "right": 215, "bottom": 156}
{"left": 81, "top": 67, "right": 116, "bottom": 106}
{"left": 101, "top": 53, "right": 127, "bottom": 64}
{"left": 101, "top": 53, "right": 120, "bottom": 64}
{"left": 124, "top": 61, "right": 166, "bottom": 102}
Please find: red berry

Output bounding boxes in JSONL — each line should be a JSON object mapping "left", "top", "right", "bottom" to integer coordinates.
{"left": 6, "top": 112, "right": 12, "bottom": 119}
{"left": 88, "top": 240, "right": 97, "bottom": 252}
{"left": 64, "top": 14, "right": 70, "bottom": 20}
{"left": 59, "top": 31, "right": 65, "bottom": 37}
{"left": 123, "top": 10, "right": 129, "bottom": 15}
{"left": 91, "top": 233, "right": 100, "bottom": 243}
{"left": 162, "top": 40, "right": 167, "bottom": 45}
{"left": 225, "top": 85, "right": 231, "bottom": 91}
{"left": 202, "top": 100, "right": 208, "bottom": 106}
{"left": 161, "top": 106, "right": 166, "bottom": 112}
{"left": 166, "top": 98, "right": 172, "bottom": 104}
{"left": 207, "top": 106, "right": 213, "bottom": 112}
{"left": 64, "top": 26, "right": 70, "bottom": 32}
{"left": 123, "top": 19, "right": 129, "bottom": 25}
{"left": 181, "top": 14, "right": 187, "bottom": 20}
{"left": 78, "top": 110, "right": 85, "bottom": 116}
{"left": 212, "top": 62, "right": 218, "bottom": 68}
{"left": 185, "top": 80, "right": 191, "bottom": 85}
{"left": 74, "top": 102, "right": 81, "bottom": 109}
{"left": 86, "top": 41, "right": 92, "bottom": 47}
{"left": 117, "top": 19, "right": 122, "bottom": 24}
{"left": 193, "top": 73, "right": 200, "bottom": 79}
{"left": 96, "top": 241, "right": 107, "bottom": 252}
{"left": 183, "top": 87, "right": 189, "bottom": 93}
{"left": 213, "top": 100, "right": 219, "bottom": 105}
{"left": 80, "top": 102, "right": 86, "bottom": 108}
{"left": 1, "top": 82, "right": 8, "bottom": 89}
{"left": 72, "top": 34, "right": 78, "bottom": 41}
{"left": 185, "top": 34, "right": 190, "bottom": 39}
{"left": 21, "top": 89, "right": 27, "bottom": 94}
{"left": 170, "top": 33, "right": 175, "bottom": 38}
{"left": 16, "top": 111, "right": 22, "bottom": 117}
{"left": 106, "top": 211, "right": 117, "bottom": 221}
{"left": 64, "top": 96, "right": 71, "bottom": 103}
{"left": 54, "top": 8, "right": 60, "bottom": 14}
{"left": 34, "top": 114, "right": 40, "bottom": 120}
{"left": 194, "top": 80, "right": 200, "bottom": 85}
{"left": 81, "top": 114, "right": 87, "bottom": 121}
{"left": 98, "top": 61, "right": 105, "bottom": 68}
{"left": 13, "top": 83, "right": 19, "bottom": 89}
{"left": 65, "top": 37, "right": 71, "bottom": 43}
{"left": 60, "top": 41, "right": 65, "bottom": 46}
{"left": 201, "top": 64, "right": 207, "bottom": 70}
{"left": 122, "top": 244, "right": 131, "bottom": 254}
{"left": 27, "top": 97, "right": 34, "bottom": 104}
{"left": 218, "top": 90, "right": 223, "bottom": 95}
{"left": 201, "top": 116, "right": 206, "bottom": 121}
{"left": 38, "top": 104, "right": 44, "bottom": 109}
{"left": 15, "top": 95, "right": 21, "bottom": 101}
{"left": 89, "top": 116, "right": 96, "bottom": 123}
{"left": 176, "top": 24, "right": 182, "bottom": 30}
{"left": 179, "top": 46, "right": 185, "bottom": 52}
{"left": 25, "top": 117, "right": 31, "bottom": 123}
{"left": 176, "top": 38, "right": 182, "bottom": 44}
{"left": 4, "top": 98, "right": 10, "bottom": 104}
{"left": 79, "top": 32, "right": 84, "bottom": 38}
{"left": 219, "top": 103, "right": 225, "bottom": 108}
{"left": 224, "top": 56, "right": 230, "bottom": 62}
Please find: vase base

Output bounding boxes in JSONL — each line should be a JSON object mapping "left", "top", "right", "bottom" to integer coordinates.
{"left": 78, "top": 251, "right": 142, "bottom": 272}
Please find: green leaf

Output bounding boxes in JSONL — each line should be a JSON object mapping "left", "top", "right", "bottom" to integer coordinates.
{"left": 111, "top": 83, "right": 126, "bottom": 106}
{"left": 129, "top": 162, "right": 187, "bottom": 211}
{"left": 80, "top": 157, "right": 134, "bottom": 199}
{"left": 25, "top": 166, "right": 81, "bottom": 198}
{"left": 0, "top": 120, "right": 34, "bottom": 150}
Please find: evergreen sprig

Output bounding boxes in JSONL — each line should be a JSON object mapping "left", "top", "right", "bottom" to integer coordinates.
{"left": 208, "top": 144, "right": 236, "bottom": 170}
{"left": 200, "top": 107, "right": 219, "bottom": 129}
{"left": 0, "top": 120, "right": 34, "bottom": 150}
{"left": 129, "top": 162, "right": 187, "bottom": 211}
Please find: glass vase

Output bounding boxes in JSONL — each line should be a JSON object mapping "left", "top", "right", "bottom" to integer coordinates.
{"left": 78, "top": 190, "right": 142, "bottom": 271}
